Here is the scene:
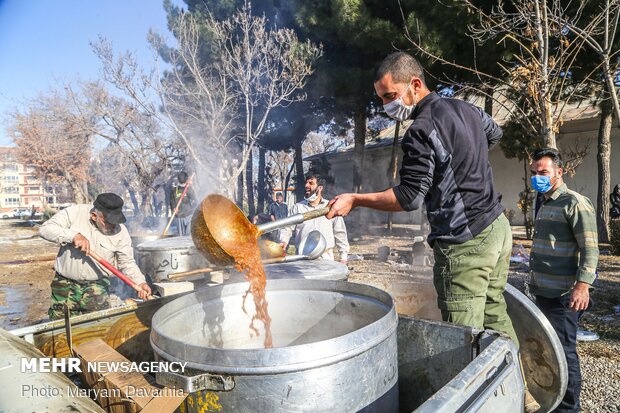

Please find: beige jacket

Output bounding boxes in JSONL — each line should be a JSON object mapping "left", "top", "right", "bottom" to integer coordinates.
{"left": 39, "top": 204, "right": 146, "bottom": 284}
{"left": 278, "top": 198, "right": 349, "bottom": 261}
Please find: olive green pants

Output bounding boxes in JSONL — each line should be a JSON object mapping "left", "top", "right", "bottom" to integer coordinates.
{"left": 48, "top": 273, "right": 111, "bottom": 320}
{"left": 433, "top": 214, "right": 518, "bottom": 346}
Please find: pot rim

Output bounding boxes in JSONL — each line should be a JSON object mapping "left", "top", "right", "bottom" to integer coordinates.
{"left": 150, "top": 279, "right": 397, "bottom": 374}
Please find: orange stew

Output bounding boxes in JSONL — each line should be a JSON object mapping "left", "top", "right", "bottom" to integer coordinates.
{"left": 226, "top": 228, "right": 273, "bottom": 348}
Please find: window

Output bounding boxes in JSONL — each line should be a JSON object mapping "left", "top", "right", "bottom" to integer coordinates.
{"left": 4, "top": 187, "right": 18, "bottom": 194}
{"left": 5, "top": 197, "right": 20, "bottom": 206}
{"left": 4, "top": 176, "right": 18, "bottom": 183}
{"left": 3, "top": 164, "right": 18, "bottom": 172}
{"left": 29, "top": 186, "right": 39, "bottom": 192}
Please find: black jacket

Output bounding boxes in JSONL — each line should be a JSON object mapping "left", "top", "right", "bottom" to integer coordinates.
{"left": 393, "top": 92, "right": 505, "bottom": 245}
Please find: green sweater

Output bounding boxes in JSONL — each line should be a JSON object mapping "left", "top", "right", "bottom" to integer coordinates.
{"left": 529, "top": 184, "right": 599, "bottom": 298}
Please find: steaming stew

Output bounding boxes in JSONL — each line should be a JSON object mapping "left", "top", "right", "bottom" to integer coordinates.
{"left": 225, "top": 225, "right": 273, "bottom": 348}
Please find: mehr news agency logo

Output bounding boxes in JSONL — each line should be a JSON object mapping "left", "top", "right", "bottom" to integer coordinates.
{"left": 19, "top": 357, "right": 187, "bottom": 398}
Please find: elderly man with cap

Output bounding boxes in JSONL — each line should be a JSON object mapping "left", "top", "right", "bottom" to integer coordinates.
{"left": 40, "top": 193, "right": 151, "bottom": 319}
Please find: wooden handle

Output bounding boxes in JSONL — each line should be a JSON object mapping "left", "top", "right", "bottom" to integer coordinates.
{"left": 169, "top": 256, "right": 289, "bottom": 281}
{"left": 302, "top": 207, "right": 330, "bottom": 221}
{"left": 88, "top": 250, "right": 155, "bottom": 300}
{"left": 168, "top": 266, "right": 224, "bottom": 279}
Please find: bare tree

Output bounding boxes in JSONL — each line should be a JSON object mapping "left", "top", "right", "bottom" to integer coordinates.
{"left": 209, "top": 3, "right": 322, "bottom": 215}
{"left": 94, "top": 4, "right": 321, "bottom": 211}
{"left": 402, "top": 0, "right": 599, "bottom": 148}
{"left": 550, "top": 0, "right": 620, "bottom": 242}
{"left": 75, "top": 82, "right": 180, "bottom": 217}
{"left": 8, "top": 88, "right": 93, "bottom": 203}
{"left": 303, "top": 130, "right": 352, "bottom": 157}
{"left": 268, "top": 149, "right": 294, "bottom": 190}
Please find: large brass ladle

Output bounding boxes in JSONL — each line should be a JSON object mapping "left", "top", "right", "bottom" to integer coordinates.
{"left": 191, "top": 194, "right": 329, "bottom": 266}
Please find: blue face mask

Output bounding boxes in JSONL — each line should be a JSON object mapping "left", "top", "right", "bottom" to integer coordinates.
{"left": 531, "top": 175, "right": 553, "bottom": 193}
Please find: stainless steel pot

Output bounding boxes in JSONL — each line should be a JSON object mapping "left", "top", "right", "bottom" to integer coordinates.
{"left": 130, "top": 234, "right": 166, "bottom": 247}
{"left": 150, "top": 279, "right": 399, "bottom": 412}
{"left": 135, "top": 236, "right": 210, "bottom": 282}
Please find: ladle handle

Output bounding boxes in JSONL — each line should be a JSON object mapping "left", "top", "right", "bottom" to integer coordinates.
{"left": 257, "top": 207, "right": 330, "bottom": 235}
{"left": 302, "top": 207, "right": 330, "bottom": 221}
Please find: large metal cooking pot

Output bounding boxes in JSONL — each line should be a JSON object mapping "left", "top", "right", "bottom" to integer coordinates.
{"left": 191, "top": 194, "right": 328, "bottom": 266}
{"left": 130, "top": 233, "right": 166, "bottom": 248}
{"left": 135, "top": 236, "right": 210, "bottom": 282}
{"left": 151, "top": 279, "right": 399, "bottom": 412}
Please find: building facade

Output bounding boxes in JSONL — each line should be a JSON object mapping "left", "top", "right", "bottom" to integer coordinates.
{"left": 0, "top": 147, "right": 58, "bottom": 213}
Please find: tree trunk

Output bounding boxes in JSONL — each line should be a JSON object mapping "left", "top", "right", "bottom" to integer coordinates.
{"left": 541, "top": 97, "right": 557, "bottom": 149}
{"left": 81, "top": 180, "right": 90, "bottom": 203}
{"left": 164, "top": 179, "right": 171, "bottom": 217}
{"left": 602, "top": 58, "right": 620, "bottom": 128}
{"left": 236, "top": 167, "right": 244, "bottom": 209}
{"left": 597, "top": 98, "right": 613, "bottom": 243}
{"left": 257, "top": 146, "right": 266, "bottom": 214}
{"left": 140, "top": 188, "right": 154, "bottom": 217}
{"left": 484, "top": 87, "right": 494, "bottom": 115}
{"left": 66, "top": 172, "right": 88, "bottom": 204}
{"left": 294, "top": 136, "right": 305, "bottom": 202}
{"left": 352, "top": 103, "right": 367, "bottom": 193}
{"left": 386, "top": 121, "right": 401, "bottom": 231}
{"left": 284, "top": 163, "right": 294, "bottom": 203}
{"left": 246, "top": 147, "right": 255, "bottom": 218}
{"left": 523, "top": 158, "right": 533, "bottom": 240}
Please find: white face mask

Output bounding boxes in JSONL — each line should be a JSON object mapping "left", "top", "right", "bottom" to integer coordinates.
{"left": 305, "top": 188, "right": 320, "bottom": 202}
{"left": 383, "top": 81, "right": 416, "bottom": 121}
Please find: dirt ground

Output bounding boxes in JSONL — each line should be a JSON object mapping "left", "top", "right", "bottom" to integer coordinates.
{"left": 0, "top": 219, "right": 56, "bottom": 329}
{"left": 1, "top": 220, "right": 619, "bottom": 411}
{"left": 345, "top": 225, "right": 620, "bottom": 413}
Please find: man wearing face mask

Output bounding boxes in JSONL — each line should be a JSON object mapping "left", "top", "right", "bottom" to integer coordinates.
{"left": 328, "top": 52, "right": 543, "bottom": 411}
{"left": 40, "top": 193, "right": 151, "bottom": 319}
{"left": 329, "top": 51, "right": 513, "bottom": 332}
{"left": 279, "top": 175, "right": 349, "bottom": 263}
{"left": 529, "top": 148, "right": 598, "bottom": 413}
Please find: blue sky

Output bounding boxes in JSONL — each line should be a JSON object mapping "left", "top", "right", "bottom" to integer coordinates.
{"left": 0, "top": 0, "right": 179, "bottom": 146}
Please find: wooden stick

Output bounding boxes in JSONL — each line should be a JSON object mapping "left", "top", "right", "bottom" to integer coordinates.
{"left": 88, "top": 250, "right": 155, "bottom": 300}
{"left": 168, "top": 256, "right": 288, "bottom": 280}
{"left": 168, "top": 266, "right": 225, "bottom": 279}
{"left": 162, "top": 172, "right": 196, "bottom": 237}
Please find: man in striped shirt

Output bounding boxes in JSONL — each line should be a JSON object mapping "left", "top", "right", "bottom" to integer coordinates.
{"left": 529, "top": 148, "right": 598, "bottom": 413}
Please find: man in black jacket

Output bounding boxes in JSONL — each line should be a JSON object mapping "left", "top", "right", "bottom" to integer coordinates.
{"left": 328, "top": 52, "right": 539, "bottom": 411}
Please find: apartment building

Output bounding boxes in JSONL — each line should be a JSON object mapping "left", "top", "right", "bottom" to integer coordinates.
{"left": 0, "top": 147, "right": 58, "bottom": 213}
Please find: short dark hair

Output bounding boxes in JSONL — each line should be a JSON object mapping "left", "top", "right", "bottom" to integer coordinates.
{"left": 275, "top": 192, "right": 283, "bottom": 197}
{"left": 305, "top": 174, "right": 326, "bottom": 188}
{"left": 178, "top": 171, "right": 188, "bottom": 183}
{"left": 532, "top": 148, "right": 563, "bottom": 168}
{"left": 374, "top": 52, "right": 426, "bottom": 85}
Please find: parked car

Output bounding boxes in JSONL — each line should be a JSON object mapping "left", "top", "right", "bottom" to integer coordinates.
{"left": 17, "top": 209, "right": 43, "bottom": 219}
{"left": 1, "top": 208, "right": 29, "bottom": 219}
